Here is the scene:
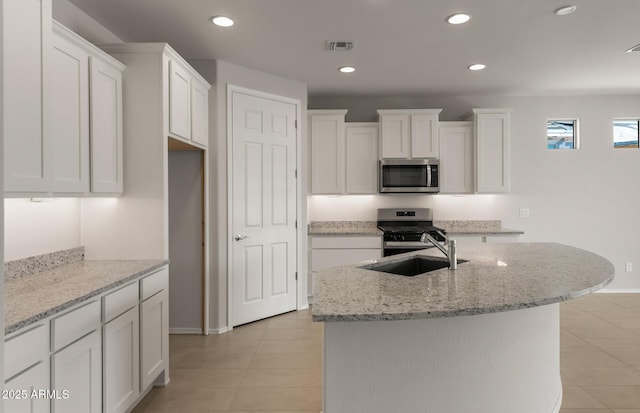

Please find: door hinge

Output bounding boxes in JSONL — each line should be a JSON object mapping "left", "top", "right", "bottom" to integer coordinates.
{"left": 295, "top": 220, "right": 298, "bottom": 229}
{"left": 295, "top": 272, "right": 298, "bottom": 281}
{"left": 294, "top": 169, "right": 298, "bottom": 178}
{"left": 295, "top": 120, "right": 298, "bottom": 129}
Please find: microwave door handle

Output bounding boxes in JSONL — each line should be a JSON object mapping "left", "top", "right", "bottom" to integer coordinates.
{"left": 427, "top": 165, "right": 432, "bottom": 187}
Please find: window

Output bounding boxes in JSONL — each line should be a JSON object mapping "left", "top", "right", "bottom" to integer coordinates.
{"left": 613, "top": 119, "right": 639, "bottom": 149}
{"left": 547, "top": 120, "right": 578, "bottom": 149}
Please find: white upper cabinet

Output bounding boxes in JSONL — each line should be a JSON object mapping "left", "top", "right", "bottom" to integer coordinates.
{"left": 90, "top": 55, "right": 124, "bottom": 193}
{"left": 345, "top": 123, "right": 379, "bottom": 194}
{"left": 439, "top": 121, "right": 474, "bottom": 194}
{"left": 51, "top": 31, "right": 90, "bottom": 193}
{"left": 3, "top": 0, "right": 53, "bottom": 193}
{"left": 470, "top": 109, "right": 511, "bottom": 193}
{"left": 377, "top": 109, "right": 441, "bottom": 159}
{"left": 308, "top": 110, "right": 347, "bottom": 194}
{"left": 168, "top": 58, "right": 210, "bottom": 148}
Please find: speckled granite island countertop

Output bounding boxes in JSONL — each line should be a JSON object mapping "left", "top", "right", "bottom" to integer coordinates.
{"left": 312, "top": 243, "right": 614, "bottom": 322}
{"left": 5, "top": 258, "right": 167, "bottom": 334}
{"left": 434, "top": 220, "right": 524, "bottom": 236}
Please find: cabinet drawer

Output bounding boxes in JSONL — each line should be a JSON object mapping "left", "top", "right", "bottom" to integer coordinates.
{"left": 103, "top": 282, "right": 139, "bottom": 323}
{"left": 140, "top": 267, "right": 168, "bottom": 301}
{"left": 311, "top": 236, "right": 381, "bottom": 249}
{"left": 51, "top": 300, "right": 101, "bottom": 352}
{"left": 5, "top": 323, "right": 49, "bottom": 379}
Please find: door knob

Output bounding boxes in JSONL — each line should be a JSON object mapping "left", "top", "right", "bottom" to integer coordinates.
{"left": 234, "top": 234, "right": 249, "bottom": 241}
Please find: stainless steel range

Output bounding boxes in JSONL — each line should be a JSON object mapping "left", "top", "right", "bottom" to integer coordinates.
{"left": 377, "top": 208, "right": 446, "bottom": 257}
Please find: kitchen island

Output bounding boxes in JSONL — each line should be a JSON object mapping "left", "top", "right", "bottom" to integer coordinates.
{"left": 312, "top": 243, "right": 614, "bottom": 413}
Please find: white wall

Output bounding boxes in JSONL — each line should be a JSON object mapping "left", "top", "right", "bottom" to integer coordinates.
{"left": 190, "top": 59, "right": 308, "bottom": 332}
{"left": 4, "top": 199, "right": 81, "bottom": 261}
{"left": 52, "top": 0, "right": 123, "bottom": 44}
{"left": 309, "top": 94, "right": 640, "bottom": 291}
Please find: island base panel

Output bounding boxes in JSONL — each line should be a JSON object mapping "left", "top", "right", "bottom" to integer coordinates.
{"left": 323, "top": 304, "right": 562, "bottom": 413}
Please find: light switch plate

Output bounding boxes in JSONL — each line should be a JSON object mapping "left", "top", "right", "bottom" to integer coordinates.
{"left": 519, "top": 208, "right": 530, "bottom": 218}
{"left": 625, "top": 262, "right": 633, "bottom": 272}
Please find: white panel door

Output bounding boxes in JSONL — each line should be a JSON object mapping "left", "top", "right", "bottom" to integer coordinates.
{"left": 90, "top": 57, "right": 123, "bottom": 193}
{"left": 231, "top": 91, "right": 298, "bottom": 326}
{"left": 51, "top": 330, "right": 102, "bottom": 413}
{"left": 103, "top": 306, "right": 139, "bottom": 413}
{"left": 51, "top": 33, "right": 89, "bottom": 193}
{"left": 169, "top": 60, "right": 191, "bottom": 140}
{"left": 4, "top": 0, "right": 52, "bottom": 192}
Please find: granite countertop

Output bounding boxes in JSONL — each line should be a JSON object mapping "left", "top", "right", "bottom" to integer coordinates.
{"left": 435, "top": 220, "right": 524, "bottom": 236}
{"left": 312, "top": 243, "right": 614, "bottom": 322}
{"left": 308, "top": 221, "right": 382, "bottom": 236}
{"left": 5, "top": 259, "right": 168, "bottom": 334}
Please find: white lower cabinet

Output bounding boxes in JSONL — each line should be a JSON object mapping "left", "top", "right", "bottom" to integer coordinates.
{"left": 140, "top": 290, "right": 168, "bottom": 390}
{"left": 5, "top": 361, "right": 50, "bottom": 413}
{"left": 51, "top": 330, "right": 102, "bottom": 413}
{"left": 309, "top": 236, "right": 382, "bottom": 297}
{"left": 103, "top": 306, "right": 140, "bottom": 413}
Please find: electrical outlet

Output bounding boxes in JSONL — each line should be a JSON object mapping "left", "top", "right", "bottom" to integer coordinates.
{"left": 519, "top": 208, "right": 530, "bottom": 218}
{"left": 625, "top": 262, "right": 633, "bottom": 272}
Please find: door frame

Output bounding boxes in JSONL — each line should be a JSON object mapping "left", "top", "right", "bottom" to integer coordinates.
{"left": 226, "top": 85, "right": 304, "bottom": 330}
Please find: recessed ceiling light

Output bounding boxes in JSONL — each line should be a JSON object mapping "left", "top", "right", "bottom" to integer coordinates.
{"left": 555, "top": 5, "right": 577, "bottom": 16}
{"left": 468, "top": 63, "right": 486, "bottom": 71}
{"left": 447, "top": 13, "right": 471, "bottom": 25}
{"left": 339, "top": 66, "right": 356, "bottom": 73}
{"left": 211, "top": 16, "right": 234, "bottom": 27}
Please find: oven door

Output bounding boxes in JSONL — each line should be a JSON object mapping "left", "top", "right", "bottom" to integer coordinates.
{"left": 379, "top": 159, "right": 439, "bottom": 193}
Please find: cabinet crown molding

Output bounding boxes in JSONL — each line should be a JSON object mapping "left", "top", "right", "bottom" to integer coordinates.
{"left": 377, "top": 109, "right": 442, "bottom": 115}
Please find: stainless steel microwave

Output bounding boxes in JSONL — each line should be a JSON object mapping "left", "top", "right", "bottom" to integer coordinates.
{"left": 379, "top": 159, "right": 440, "bottom": 193}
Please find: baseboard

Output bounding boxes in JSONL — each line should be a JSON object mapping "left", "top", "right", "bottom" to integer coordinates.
{"left": 208, "top": 326, "right": 229, "bottom": 335}
{"left": 596, "top": 289, "right": 640, "bottom": 294}
{"left": 169, "top": 327, "right": 204, "bottom": 334}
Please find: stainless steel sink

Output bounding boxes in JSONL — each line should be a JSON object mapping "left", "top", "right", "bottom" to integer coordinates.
{"left": 360, "top": 256, "right": 467, "bottom": 276}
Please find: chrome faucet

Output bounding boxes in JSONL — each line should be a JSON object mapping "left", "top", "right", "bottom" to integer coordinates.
{"left": 420, "top": 233, "right": 457, "bottom": 270}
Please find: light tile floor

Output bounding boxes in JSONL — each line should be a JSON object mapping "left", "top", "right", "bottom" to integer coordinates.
{"left": 132, "top": 293, "right": 640, "bottom": 413}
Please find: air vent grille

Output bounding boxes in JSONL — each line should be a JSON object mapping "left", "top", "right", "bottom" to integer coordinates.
{"left": 326, "top": 41, "right": 355, "bottom": 52}
{"left": 626, "top": 43, "right": 640, "bottom": 52}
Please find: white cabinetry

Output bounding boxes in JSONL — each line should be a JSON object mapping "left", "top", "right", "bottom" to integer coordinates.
{"left": 439, "top": 121, "right": 474, "bottom": 194}
{"left": 50, "top": 300, "right": 102, "bottom": 413}
{"left": 4, "top": 323, "right": 50, "bottom": 413}
{"left": 51, "top": 31, "right": 89, "bottom": 193}
{"left": 103, "top": 283, "right": 140, "bottom": 413}
{"left": 51, "top": 330, "right": 102, "bottom": 413}
{"left": 308, "top": 111, "right": 378, "bottom": 194}
{"left": 469, "top": 109, "right": 511, "bottom": 193}
{"left": 90, "top": 55, "right": 124, "bottom": 193}
{"left": 377, "top": 109, "right": 441, "bottom": 159}
{"left": 345, "top": 123, "right": 379, "bottom": 194}
{"left": 309, "top": 236, "right": 382, "bottom": 297}
{"left": 140, "top": 268, "right": 169, "bottom": 390}
{"left": 168, "top": 59, "right": 210, "bottom": 148}
{"left": 308, "top": 110, "right": 347, "bottom": 194}
{"left": 3, "top": 0, "right": 52, "bottom": 193}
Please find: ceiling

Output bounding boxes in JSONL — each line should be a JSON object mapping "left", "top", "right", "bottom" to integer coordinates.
{"left": 68, "top": 0, "right": 640, "bottom": 97}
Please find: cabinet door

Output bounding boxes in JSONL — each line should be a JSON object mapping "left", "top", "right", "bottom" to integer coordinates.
{"left": 104, "top": 306, "right": 140, "bottom": 413}
{"left": 90, "top": 56, "right": 123, "bottom": 193}
{"left": 51, "top": 330, "right": 102, "bottom": 413}
{"left": 4, "top": 361, "right": 50, "bottom": 413}
{"left": 411, "top": 114, "right": 439, "bottom": 158}
{"left": 439, "top": 122, "right": 473, "bottom": 194}
{"left": 379, "top": 114, "right": 409, "bottom": 158}
{"left": 140, "top": 290, "right": 168, "bottom": 390}
{"left": 191, "top": 79, "right": 209, "bottom": 147}
{"left": 475, "top": 111, "right": 510, "bottom": 193}
{"left": 4, "top": 0, "right": 52, "bottom": 193}
{"left": 51, "top": 33, "right": 89, "bottom": 193}
{"left": 345, "top": 124, "right": 378, "bottom": 194}
{"left": 309, "top": 113, "right": 346, "bottom": 194}
{"left": 169, "top": 60, "right": 191, "bottom": 140}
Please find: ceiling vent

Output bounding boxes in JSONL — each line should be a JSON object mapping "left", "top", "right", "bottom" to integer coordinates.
{"left": 326, "top": 41, "right": 355, "bottom": 52}
{"left": 626, "top": 43, "right": 640, "bottom": 52}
